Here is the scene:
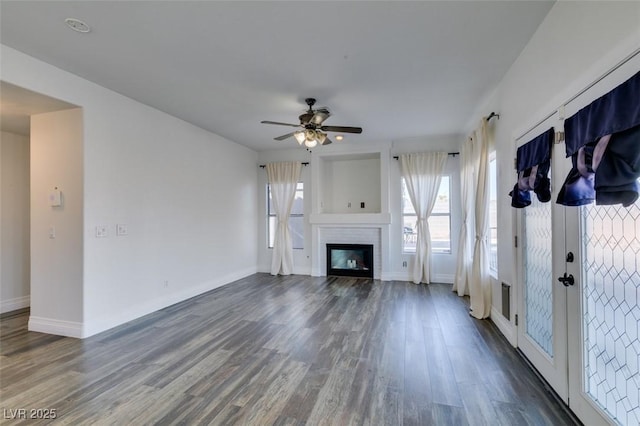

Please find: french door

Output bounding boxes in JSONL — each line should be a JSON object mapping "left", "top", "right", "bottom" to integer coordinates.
{"left": 518, "top": 137, "right": 640, "bottom": 425}
{"left": 517, "top": 134, "right": 569, "bottom": 402}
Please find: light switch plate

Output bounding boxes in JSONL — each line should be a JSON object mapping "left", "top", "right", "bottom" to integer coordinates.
{"left": 116, "top": 224, "right": 128, "bottom": 236}
{"left": 96, "top": 225, "right": 107, "bottom": 238}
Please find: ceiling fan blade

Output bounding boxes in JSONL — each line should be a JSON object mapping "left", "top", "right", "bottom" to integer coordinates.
{"left": 274, "top": 132, "right": 296, "bottom": 141}
{"left": 311, "top": 108, "right": 331, "bottom": 125}
{"left": 261, "top": 120, "right": 300, "bottom": 127}
{"left": 320, "top": 125, "right": 362, "bottom": 134}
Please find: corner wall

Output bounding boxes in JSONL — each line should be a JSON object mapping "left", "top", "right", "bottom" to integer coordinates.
{"left": 0, "top": 131, "right": 30, "bottom": 313}
{"left": 30, "top": 109, "right": 84, "bottom": 332}
{"left": 2, "top": 45, "right": 259, "bottom": 337}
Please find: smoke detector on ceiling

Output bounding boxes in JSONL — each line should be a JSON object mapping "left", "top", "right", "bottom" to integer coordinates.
{"left": 64, "top": 18, "right": 91, "bottom": 33}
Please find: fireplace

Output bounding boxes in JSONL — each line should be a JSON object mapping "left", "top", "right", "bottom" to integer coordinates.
{"left": 326, "top": 244, "right": 374, "bottom": 278}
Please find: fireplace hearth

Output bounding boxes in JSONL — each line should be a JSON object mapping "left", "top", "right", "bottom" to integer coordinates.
{"left": 326, "top": 244, "right": 374, "bottom": 278}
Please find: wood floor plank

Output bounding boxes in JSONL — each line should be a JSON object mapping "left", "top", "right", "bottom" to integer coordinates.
{"left": 0, "top": 275, "right": 579, "bottom": 425}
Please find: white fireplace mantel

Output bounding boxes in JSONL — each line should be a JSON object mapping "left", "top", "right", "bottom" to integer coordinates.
{"left": 309, "top": 213, "right": 391, "bottom": 225}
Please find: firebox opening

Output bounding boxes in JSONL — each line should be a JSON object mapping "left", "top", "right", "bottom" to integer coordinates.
{"left": 326, "top": 243, "right": 374, "bottom": 278}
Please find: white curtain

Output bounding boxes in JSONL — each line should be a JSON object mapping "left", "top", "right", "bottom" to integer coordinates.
{"left": 266, "top": 161, "right": 302, "bottom": 276}
{"left": 400, "top": 152, "right": 448, "bottom": 284}
{"left": 470, "top": 119, "right": 492, "bottom": 319}
{"left": 453, "top": 135, "right": 475, "bottom": 296}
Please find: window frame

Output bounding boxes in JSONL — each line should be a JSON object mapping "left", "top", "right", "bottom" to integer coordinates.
{"left": 489, "top": 151, "right": 498, "bottom": 277}
{"left": 267, "top": 182, "right": 304, "bottom": 250}
{"left": 401, "top": 176, "right": 452, "bottom": 255}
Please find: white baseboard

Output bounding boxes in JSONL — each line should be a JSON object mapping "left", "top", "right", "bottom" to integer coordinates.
{"left": 82, "top": 267, "right": 257, "bottom": 338}
{"left": 258, "top": 265, "right": 311, "bottom": 276}
{"left": 380, "top": 272, "right": 454, "bottom": 284}
{"left": 433, "top": 273, "right": 454, "bottom": 284}
{"left": 29, "top": 316, "right": 83, "bottom": 338}
{"left": 490, "top": 306, "right": 517, "bottom": 347}
{"left": 381, "top": 272, "right": 410, "bottom": 281}
{"left": 1, "top": 295, "right": 30, "bottom": 314}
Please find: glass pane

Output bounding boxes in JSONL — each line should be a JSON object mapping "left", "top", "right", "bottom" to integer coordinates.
{"left": 402, "top": 180, "right": 416, "bottom": 215}
{"left": 268, "top": 183, "right": 304, "bottom": 215}
{"left": 581, "top": 197, "right": 640, "bottom": 425}
{"left": 402, "top": 177, "right": 449, "bottom": 214}
{"left": 268, "top": 185, "right": 274, "bottom": 215}
{"left": 403, "top": 215, "right": 417, "bottom": 253}
{"left": 268, "top": 216, "right": 276, "bottom": 248}
{"left": 489, "top": 157, "right": 498, "bottom": 273}
{"left": 291, "top": 183, "right": 304, "bottom": 215}
{"left": 489, "top": 226, "right": 498, "bottom": 273}
{"left": 402, "top": 177, "right": 451, "bottom": 253}
{"left": 268, "top": 216, "right": 304, "bottom": 249}
{"left": 432, "top": 177, "right": 450, "bottom": 214}
{"left": 268, "top": 183, "right": 304, "bottom": 249}
{"left": 428, "top": 215, "right": 450, "bottom": 253}
{"left": 523, "top": 196, "right": 554, "bottom": 357}
{"left": 290, "top": 216, "right": 304, "bottom": 249}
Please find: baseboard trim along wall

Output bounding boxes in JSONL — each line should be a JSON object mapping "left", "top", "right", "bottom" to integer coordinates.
{"left": 1, "top": 295, "right": 30, "bottom": 314}
{"left": 491, "top": 306, "right": 517, "bottom": 347}
{"left": 82, "top": 266, "right": 258, "bottom": 339}
{"left": 381, "top": 272, "right": 454, "bottom": 284}
{"left": 28, "top": 316, "right": 83, "bottom": 338}
{"left": 29, "top": 267, "right": 257, "bottom": 339}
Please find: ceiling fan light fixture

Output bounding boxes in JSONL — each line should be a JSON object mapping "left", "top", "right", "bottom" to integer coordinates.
{"left": 305, "top": 129, "right": 317, "bottom": 141}
{"left": 294, "top": 131, "right": 305, "bottom": 145}
{"left": 305, "top": 139, "right": 318, "bottom": 148}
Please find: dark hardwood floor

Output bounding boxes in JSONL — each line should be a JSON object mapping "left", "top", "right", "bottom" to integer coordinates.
{"left": 0, "top": 274, "right": 578, "bottom": 425}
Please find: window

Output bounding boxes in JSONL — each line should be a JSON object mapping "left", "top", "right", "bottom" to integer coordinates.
{"left": 489, "top": 153, "right": 498, "bottom": 275}
{"left": 268, "top": 183, "right": 304, "bottom": 249}
{"left": 402, "top": 176, "right": 451, "bottom": 254}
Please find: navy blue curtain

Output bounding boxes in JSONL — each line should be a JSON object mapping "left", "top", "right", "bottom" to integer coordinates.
{"left": 557, "top": 70, "right": 640, "bottom": 207}
{"left": 510, "top": 128, "right": 554, "bottom": 208}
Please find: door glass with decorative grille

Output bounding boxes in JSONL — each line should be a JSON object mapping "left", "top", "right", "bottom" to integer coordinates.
{"left": 523, "top": 198, "right": 554, "bottom": 356}
{"left": 516, "top": 124, "right": 569, "bottom": 402}
{"left": 565, "top": 196, "right": 640, "bottom": 425}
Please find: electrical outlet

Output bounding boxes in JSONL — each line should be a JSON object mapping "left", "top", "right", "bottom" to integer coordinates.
{"left": 402, "top": 261, "right": 407, "bottom": 268}
{"left": 116, "top": 224, "right": 128, "bottom": 236}
{"left": 49, "top": 226, "right": 56, "bottom": 239}
{"left": 95, "top": 225, "right": 108, "bottom": 238}
{"left": 163, "top": 280, "right": 169, "bottom": 288}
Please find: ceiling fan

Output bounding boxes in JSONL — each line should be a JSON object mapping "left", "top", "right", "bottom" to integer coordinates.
{"left": 261, "top": 98, "right": 362, "bottom": 148}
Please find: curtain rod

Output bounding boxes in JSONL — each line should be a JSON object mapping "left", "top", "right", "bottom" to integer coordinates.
{"left": 486, "top": 112, "right": 500, "bottom": 121}
{"left": 259, "top": 162, "right": 309, "bottom": 168}
{"left": 516, "top": 46, "right": 640, "bottom": 142}
{"left": 393, "top": 153, "right": 459, "bottom": 159}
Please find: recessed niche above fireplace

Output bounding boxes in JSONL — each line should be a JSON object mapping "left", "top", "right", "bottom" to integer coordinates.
{"left": 326, "top": 243, "right": 374, "bottom": 278}
{"left": 320, "top": 153, "right": 381, "bottom": 214}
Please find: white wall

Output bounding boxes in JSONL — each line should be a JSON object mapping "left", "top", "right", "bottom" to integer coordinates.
{"left": 30, "top": 109, "right": 84, "bottom": 331}
{"left": 322, "top": 157, "right": 381, "bottom": 214}
{"left": 2, "top": 45, "right": 259, "bottom": 337}
{"left": 465, "top": 1, "right": 640, "bottom": 340}
{"left": 0, "top": 131, "right": 30, "bottom": 313}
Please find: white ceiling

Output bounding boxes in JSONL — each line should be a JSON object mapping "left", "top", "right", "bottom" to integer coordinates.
{"left": 0, "top": 1, "right": 554, "bottom": 151}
